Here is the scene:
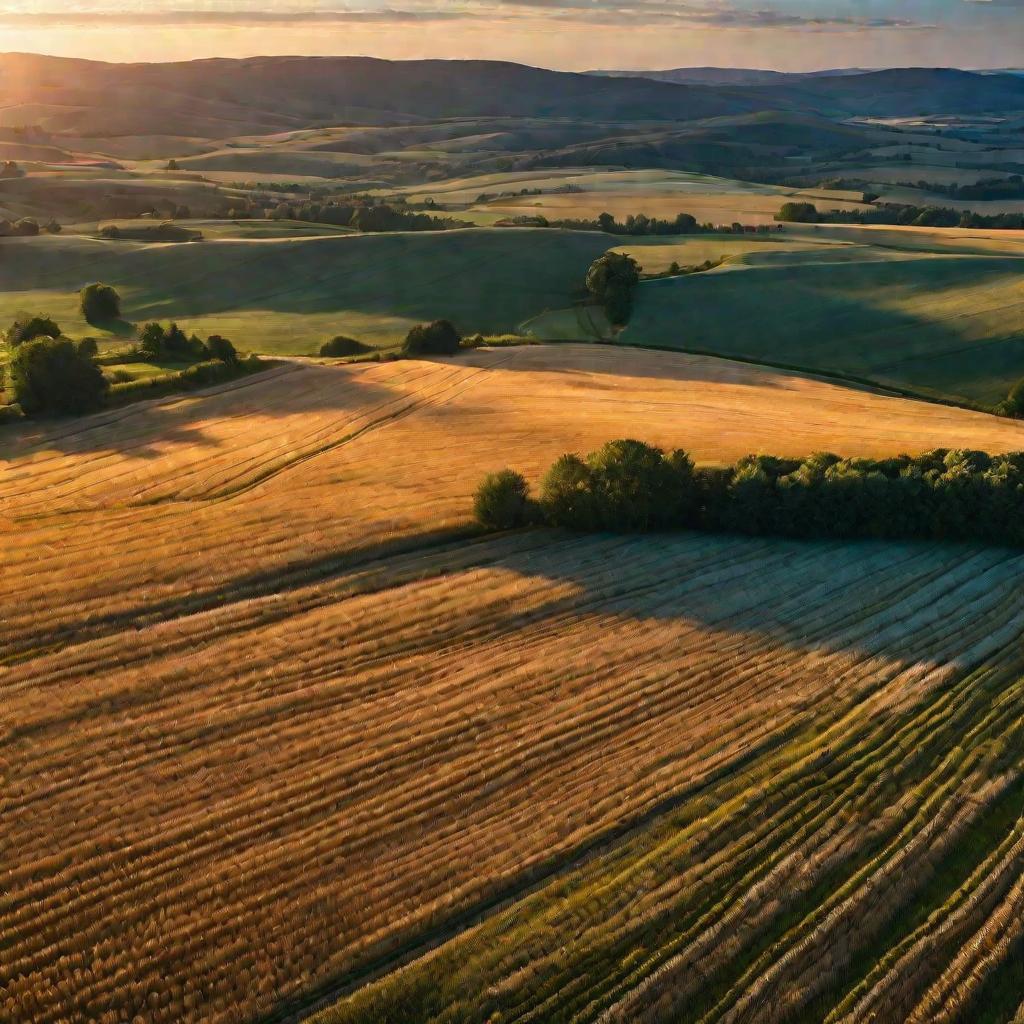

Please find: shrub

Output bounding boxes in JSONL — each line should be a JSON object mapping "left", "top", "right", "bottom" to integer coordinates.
{"left": 80, "top": 283, "right": 121, "bottom": 323}
{"left": 319, "top": 336, "right": 370, "bottom": 358}
{"left": 474, "top": 470, "right": 532, "bottom": 530}
{"left": 0, "top": 402, "right": 24, "bottom": 425}
{"left": 403, "top": 320, "right": 462, "bottom": 356}
{"left": 5, "top": 315, "right": 61, "bottom": 347}
{"left": 76, "top": 337, "right": 99, "bottom": 358}
{"left": 109, "top": 369, "right": 135, "bottom": 383}
{"left": 8, "top": 337, "right": 109, "bottom": 416}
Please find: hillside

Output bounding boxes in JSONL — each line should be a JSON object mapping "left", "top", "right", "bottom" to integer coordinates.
{"left": 0, "top": 53, "right": 756, "bottom": 137}
{"left": 4, "top": 56, "right": 1024, "bottom": 147}
{"left": 6, "top": 345, "right": 1024, "bottom": 1024}
{"left": 0, "top": 228, "right": 613, "bottom": 351}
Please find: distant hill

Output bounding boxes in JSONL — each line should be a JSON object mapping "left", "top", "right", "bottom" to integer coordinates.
{"left": 591, "top": 66, "right": 1024, "bottom": 116}
{"left": 587, "top": 68, "right": 793, "bottom": 87}
{"left": 747, "top": 68, "right": 1024, "bottom": 116}
{"left": 589, "top": 68, "right": 880, "bottom": 86}
{"left": 0, "top": 53, "right": 757, "bottom": 137}
{"left": 2, "top": 55, "right": 1022, "bottom": 145}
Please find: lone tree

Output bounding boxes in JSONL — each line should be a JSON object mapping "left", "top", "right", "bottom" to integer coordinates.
{"left": 8, "top": 337, "right": 109, "bottom": 416}
{"left": 5, "top": 315, "right": 61, "bottom": 348}
{"left": 403, "top": 319, "right": 461, "bottom": 356}
{"left": 80, "top": 283, "right": 121, "bottom": 324}
{"left": 473, "top": 470, "right": 532, "bottom": 530}
{"left": 586, "top": 252, "right": 641, "bottom": 326}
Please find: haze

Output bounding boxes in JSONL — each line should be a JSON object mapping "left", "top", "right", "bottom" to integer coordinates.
{"left": 3, "top": 0, "right": 1024, "bottom": 69}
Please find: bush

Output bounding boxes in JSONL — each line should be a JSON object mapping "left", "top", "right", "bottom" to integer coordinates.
{"left": 8, "top": 337, "right": 109, "bottom": 416}
{"left": 403, "top": 320, "right": 462, "bottom": 356}
{"left": 80, "top": 283, "right": 121, "bottom": 323}
{"left": 320, "top": 336, "right": 370, "bottom": 358}
{"left": 205, "top": 335, "right": 238, "bottom": 363}
{"left": 473, "top": 470, "right": 532, "bottom": 530}
{"left": 76, "top": 337, "right": 99, "bottom": 358}
{"left": 5, "top": 315, "right": 61, "bottom": 347}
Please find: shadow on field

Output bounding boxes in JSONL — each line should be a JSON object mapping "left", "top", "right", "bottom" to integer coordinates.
{"left": 621, "top": 254, "right": 1024, "bottom": 405}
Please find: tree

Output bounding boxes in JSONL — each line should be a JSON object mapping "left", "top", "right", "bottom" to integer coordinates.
{"left": 320, "top": 336, "right": 369, "bottom": 358}
{"left": 166, "top": 159, "right": 179, "bottom": 171}
{"left": 540, "top": 454, "right": 599, "bottom": 530}
{"left": 139, "top": 322, "right": 166, "bottom": 359}
{"left": 80, "top": 283, "right": 121, "bottom": 323}
{"left": 999, "top": 377, "right": 1024, "bottom": 417}
{"left": 586, "top": 439, "right": 692, "bottom": 530}
{"left": 205, "top": 335, "right": 237, "bottom": 363}
{"left": 473, "top": 470, "right": 532, "bottom": 530}
{"left": 775, "top": 202, "right": 819, "bottom": 224}
{"left": 5, "top": 315, "right": 61, "bottom": 347}
{"left": 403, "top": 320, "right": 461, "bottom": 356}
{"left": 76, "top": 337, "right": 99, "bottom": 358}
{"left": 8, "top": 337, "right": 108, "bottom": 416}
{"left": 586, "top": 252, "right": 641, "bottom": 326}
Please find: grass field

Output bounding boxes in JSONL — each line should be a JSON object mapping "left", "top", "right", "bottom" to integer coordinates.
{"left": 5, "top": 345, "right": 1024, "bottom": 1024}
{"left": 619, "top": 248, "right": 1024, "bottom": 406}
{"left": 0, "top": 229, "right": 611, "bottom": 353}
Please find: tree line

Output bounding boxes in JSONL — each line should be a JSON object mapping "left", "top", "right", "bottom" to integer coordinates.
{"left": 776, "top": 201, "right": 1024, "bottom": 230}
{"left": 475, "top": 439, "right": 1024, "bottom": 548}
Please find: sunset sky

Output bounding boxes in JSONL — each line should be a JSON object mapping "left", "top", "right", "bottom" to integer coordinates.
{"left": 1, "top": 0, "right": 1022, "bottom": 70}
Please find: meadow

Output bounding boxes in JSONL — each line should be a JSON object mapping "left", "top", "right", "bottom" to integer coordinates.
{"left": 0, "top": 229, "right": 611, "bottom": 353}
{"left": 619, "top": 246, "right": 1024, "bottom": 406}
{"left": 4, "top": 347, "right": 1024, "bottom": 1024}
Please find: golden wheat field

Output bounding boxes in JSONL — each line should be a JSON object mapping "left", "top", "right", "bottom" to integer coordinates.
{"left": 4, "top": 345, "right": 1024, "bottom": 1024}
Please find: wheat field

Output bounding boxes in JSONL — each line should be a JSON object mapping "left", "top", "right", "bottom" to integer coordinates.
{"left": 4, "top": 345, "right": 1024, "bottom": 1024}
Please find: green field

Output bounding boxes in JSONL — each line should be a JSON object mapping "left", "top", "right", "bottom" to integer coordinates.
{"left": 620, "top": 249, "right": 1024, "bottom": 405}
{"left": 0, "top": 228, "right": 611, "bottom": 353}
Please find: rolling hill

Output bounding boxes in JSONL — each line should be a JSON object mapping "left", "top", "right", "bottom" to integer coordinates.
{"left": 0, "top": 228, "right": 612, "bottom": 352}
{"left": 4, "top": 56, "right": 1024, "bottom": 147}
{"left": 0, "top": 53, "right": 758, "bottom": 137}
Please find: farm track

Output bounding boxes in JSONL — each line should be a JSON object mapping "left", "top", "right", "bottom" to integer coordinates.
{"left": 4, "top": 346, "right": 1024, "bottom": 1024}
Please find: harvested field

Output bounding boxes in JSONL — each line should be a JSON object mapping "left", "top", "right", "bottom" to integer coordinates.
{"left": 5, "top": 345, "right": 1024, "bottom": 1024}
{"left": 6, "top": 342, "right": 1024, "bottom": 654}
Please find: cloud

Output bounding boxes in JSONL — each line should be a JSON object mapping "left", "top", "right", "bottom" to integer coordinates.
{"left": 0, "top": 7, "right": 473, "bottom": 25}
{"left": 495, "top": 0, "right": 923, "bottom": 28}
{"left": 0, "top": 1, "right": 928, "bottom": 30}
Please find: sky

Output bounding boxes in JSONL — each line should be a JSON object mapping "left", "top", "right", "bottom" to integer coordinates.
{"left": 1, "top": 0, "right": 1023, "bottom": 70}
